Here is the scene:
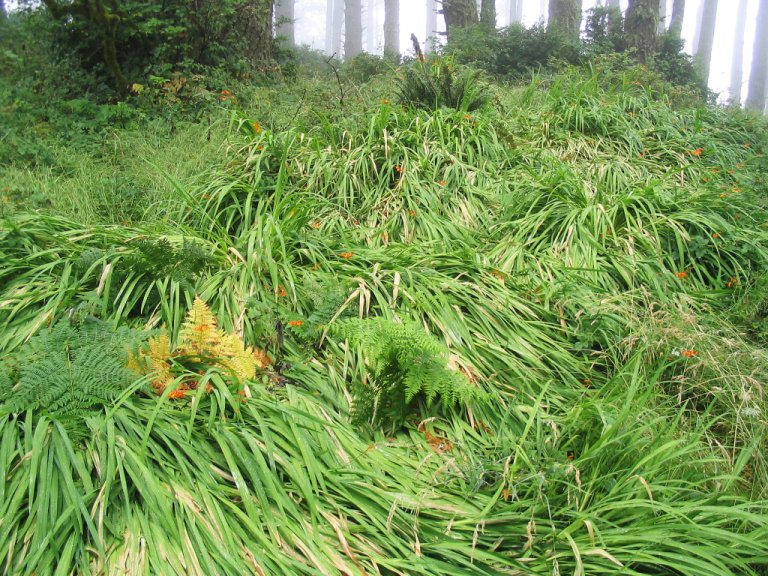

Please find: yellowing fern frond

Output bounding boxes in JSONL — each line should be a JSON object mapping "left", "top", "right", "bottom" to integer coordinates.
{"left": 178, "top": 297, "right": 220, "bottom": 356}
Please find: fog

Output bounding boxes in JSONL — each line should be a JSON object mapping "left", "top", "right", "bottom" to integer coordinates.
{"left": 292, "top": 0, "right": 762, "bottom": 103}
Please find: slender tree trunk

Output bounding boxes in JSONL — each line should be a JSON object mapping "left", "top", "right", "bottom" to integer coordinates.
{"left": 326, "top": 0, "right": 335, "bottom": 55}
{"left": 383, "top": 0, "right": 399, "bottom": 56}
{"left": 442, "top": 0, "right": 478, "bottom": 38}
{"left": 480, "top": 0, "right": 496, "bottom": 27}
{"left": 729, "top": 0, "right": 748, "bottom": 104}
{"left": 625, "top": 0, "right": 660, "bottom": 64}
{"left": 0, "top": 0, "right": 6, "bottom": 19}
{"left": 607, "top": 0, "right": 620, "bottom": 7}
{"left": 539, "top": 0, "right": 546, "bottom": 22}
{"left": 426, "top": 0, "right": 438, "bottom": 49}
{"left": 366, "top": 0, "right": 377, "bottom": 52}
{"left": 274, "top": 0, "right": 295, "bottom": 46}
{"left": 333, "top": 0, "right": 344, "bottom": 55}
{"left": 508, "top": 0, "right": 523, "bottom": 24}
{"left": 746, "top": 0, "right": 768, "bottom": 112}
{"left": 669, "top": 0, "right": 684, "bottom": 37}
{"left": 691, "top": 0, "right": 703, "bottom": 52}
{"left": 693, "top": 0, "right": 717, "bottom": 81}
{"left": 548, "top": 0, "right": 582, "bottom": 43}
{"left": 345, "top": 0, "right": 363, "bottom": 58}
{"left": 657, "top": 0, "right": 667, "bottom": 33}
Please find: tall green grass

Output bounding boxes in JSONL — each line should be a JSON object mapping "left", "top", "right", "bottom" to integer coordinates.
{"left": 1, "top": 62, "right": 768, "bottom": 574}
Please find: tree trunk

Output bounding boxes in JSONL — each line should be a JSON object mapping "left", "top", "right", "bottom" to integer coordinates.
{"left": 625, "top": 0, "right": 660, "bottom": 64}
{"left": 326, "top": 0, "right": 335, "bottom": 55}
{"left": 657, "top": 0, "right": 667, "bottom": 33}
{"left": 480, "top": 0, "right": 496, "bottom": 27}
{"left": 669, "top": 0, "right": 684, "bottom": 37}
{"left": 510, "top": 0, "right": 523, "bottom": 23}
{"left": 442, "top": 0, "right": 478, "bottom": 37}
{"left": 345, "top": 0, "right": 363, "bottom": 58}
{"left": 274, "top": 0, "right": 295, "bottom": 46}
{"left": 539, "top": 0, "right": 546, "bottom": 22}
{"left": 244, "top": 0, "right": 275, "bottom": 64}
{"left": 367, "top": 0, "right": 379, "bottom": 52}
{"left": 693, "top": 0, "right": 717, "bottom": 82}
{"left": 426, "top": 0, "right": 438, "bottom": 47}
{"left": 729, "top": 0, "right": 748, "bottom": 104}
{"left": 384, "top": 0, "right": 399, "bottom": 56}
{"left": 333, "top": 0, "right": 344, "bottom": 55}
{"left": 746, "top": 0, "right": 768, "bottom": 112}
{"left": 42, "top": 0, "right": 129, "bottom": 97}
{"left": 691, "top": 0, "right": 703, "bottom": 52}
{"left": 0, "top": 0, "right": 6, "bottom": 19}
{"left": 607, "top": 0, "right": 620, "bottom": 7}
{"left": 548, "top": 0, "right": 582, "bottom": 43}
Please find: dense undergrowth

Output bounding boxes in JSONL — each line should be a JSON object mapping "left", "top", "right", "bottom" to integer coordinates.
{"left": 2, "top": 45, "right": 768, "bottom": 575}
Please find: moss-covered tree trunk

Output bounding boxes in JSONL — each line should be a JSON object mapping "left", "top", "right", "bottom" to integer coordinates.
{"left": 548, "top": 0, "right": 582, "bottom": 43}
{"left": 625, "top": 0, "right": 660, "bottom": 64}
{"left": 441, "top": 0, "right": 478, "bottom": 38}
{"left": 42, "top": 0, "right": 128, "bottom": 98}
{"left": 669, "top": 0, "right": 685, "bottom": 37}
{"left": 480, "top": 0, "right": 496, "bottom": 28}
{"left": 243, "top": 0, "right": 274, "bottom": 64}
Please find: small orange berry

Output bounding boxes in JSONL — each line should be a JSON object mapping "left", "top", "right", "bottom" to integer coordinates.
{"left": 340, "top": 251, "right": 354, "bottom": 259}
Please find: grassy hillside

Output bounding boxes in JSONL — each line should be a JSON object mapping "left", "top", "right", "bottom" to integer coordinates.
{"left": 1, "top": 55, "right": 768, "bottom": 575}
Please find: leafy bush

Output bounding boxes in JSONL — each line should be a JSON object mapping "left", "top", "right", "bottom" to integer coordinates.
{"left": 446, "top": 22, "right": 581, "bottom": 78}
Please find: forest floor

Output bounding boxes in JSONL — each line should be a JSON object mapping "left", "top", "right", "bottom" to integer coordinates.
{"left": 1, "top": 58, "right": 768, "bottom": 575}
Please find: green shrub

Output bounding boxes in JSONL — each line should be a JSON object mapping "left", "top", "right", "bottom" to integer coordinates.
{"left": 395, "top": 55, "right": 489, "bottom": 111}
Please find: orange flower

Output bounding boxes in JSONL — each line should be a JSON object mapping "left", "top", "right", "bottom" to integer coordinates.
{"left": 408, "top": 209, "right": 416, "bottom": 216}
{"left": 394, "top": 165, "right": 404, "bottom": 173}
{"left": 438, "top": 180, "right": 447, "bottom": 186}
{"left": 711, "top": 232, "right": 720, "bottom": 239}
{"left": 463, "top": 114, "right": 472, "bottom": 120}
{"left": 310, "top": 221, "right": 322, "bottom": 229}
{"left": 339, "top": 251, "right": 354, "bottom": 259}
{"left": 727, "top": 276, "right": 739, "bottom": 288}
{"left": 689, "top": 148, "right": 703, "bottom": 157}
{"left": 732, "top": 187, "right": 741, "bottom": 193}
{"left": 276, "top": 286, "right": 287, "bottom": 297}
{"left": 168, "top": 389, "right": 187, "bottom": 399}
{"left": 720, "top": 193, "right": 728, "bottom": 198}
{"left": 288, "top": 320, "right": 304, "bottom": 327}
{"left": 681, "top": 349, "right": 697, "bottom": 358}
{"left": 256, "top": 145, "right": 265, "bottom": 151}
{"left": 702, "top": 177, "right": 710, "bottom": 183}
{"left": 676, "top": 271, "right": 688, "bottom": 279}
{"left": 252, "top": 121, "right": 262, "bottom": 133}
{"left": 381, "top": 98, "right": 390, "bottom": 105}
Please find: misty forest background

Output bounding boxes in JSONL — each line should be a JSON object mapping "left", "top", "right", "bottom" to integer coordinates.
{"left": 1, "top": 0, "right": 768, "bottom": 575}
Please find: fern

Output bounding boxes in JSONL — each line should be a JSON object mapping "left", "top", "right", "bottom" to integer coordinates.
{"left": 0, "top": 320, "right": 142, "bottom": 436}
{"left": 334, "top": 318, "right": 480, "bottom": 430}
